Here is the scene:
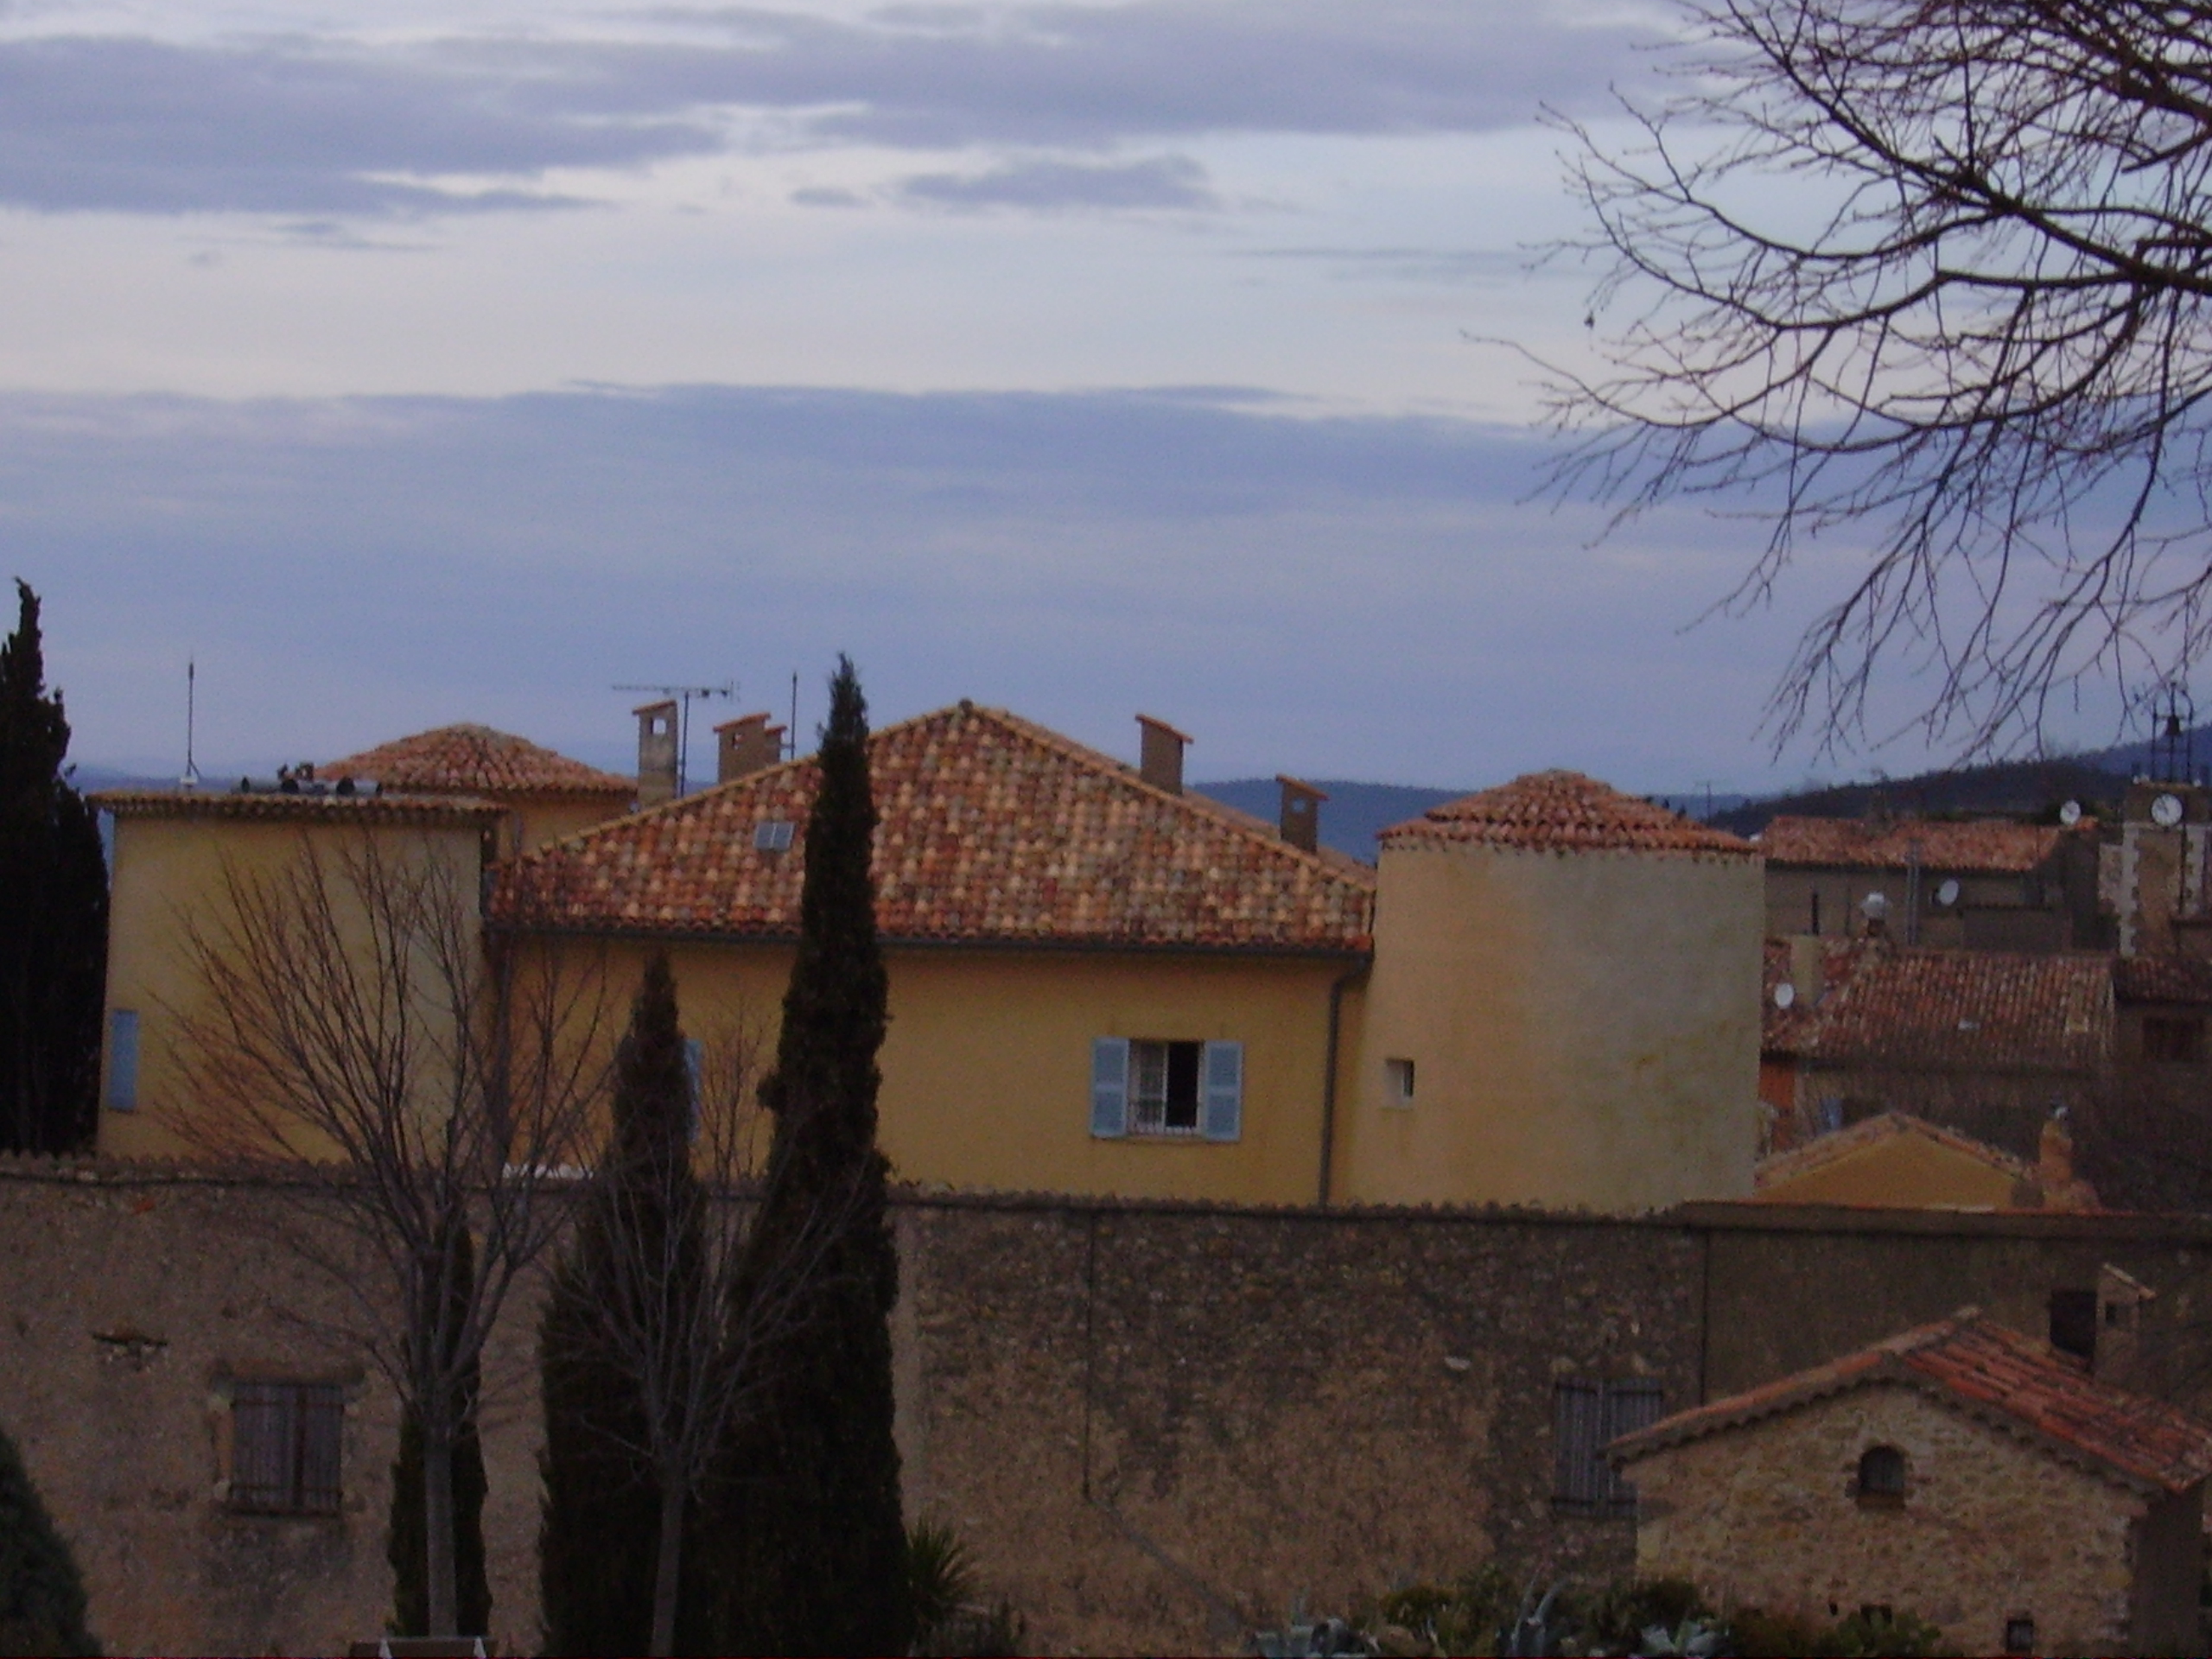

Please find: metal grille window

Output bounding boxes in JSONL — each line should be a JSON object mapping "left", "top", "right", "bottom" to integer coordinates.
{"left": 231, "top": 1382, "right": 344, "bottom": 1516}
{"left": 1553, "top": 1379, "right": 1663, "bottom": 1513}
{"left": 1128, "top": 1039, "right": 1204, "bottom": 1135}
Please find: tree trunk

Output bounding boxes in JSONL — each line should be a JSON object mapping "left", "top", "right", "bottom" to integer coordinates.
{"left": 423, "top": 1428, "right": 459, "bottom": 1637}
{"left": 649, "top": 1468, "right": 684, "bottom": 1657}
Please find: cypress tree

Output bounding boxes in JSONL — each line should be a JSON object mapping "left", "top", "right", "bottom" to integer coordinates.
{"left": 0, "top": 1416, "right": 97, "bottom": 1656}
{"left": 538, "top": 952, "right": 709, "bottom": 1656}
{"left": 387, "top": 1223, "right": 491, "bottom": 1639}
{"left": 0, "top": 581, "right": 105, "bottom": 1154}
{"left": 708, "top": 658, "right": 911, "bottom": 1656}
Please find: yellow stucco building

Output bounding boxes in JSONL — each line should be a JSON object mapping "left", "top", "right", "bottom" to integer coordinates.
{"left": 96, "top": 707, "right": 1762, "bottom": 1210}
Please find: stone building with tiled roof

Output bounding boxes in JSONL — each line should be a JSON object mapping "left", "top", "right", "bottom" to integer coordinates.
{"left": 322, "top": 722, "right": 634, "bottom": 854}
{"left": 1612, "top": 1311, "right": 2212, "bottom": 1654}
{"left": 1758, "top": 812, "right": 2105, "bottom": 952}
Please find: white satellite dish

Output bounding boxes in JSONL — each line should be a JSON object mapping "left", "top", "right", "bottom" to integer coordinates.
{"left": 1862, "top": 891, "right": 1890, "bottom": 919}
{"left": 1936, "top": 877, "right": 1961, "bottom": 907}
{"left": 1774, "top": 981, "right": 1796, "bottom": 1010}
{"left": 2058, "top": 799, "right": 2082, "bottom": 827}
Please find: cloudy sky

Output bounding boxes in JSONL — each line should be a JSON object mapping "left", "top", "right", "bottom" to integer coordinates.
{"left": 1, "top": 0, "right": 2071, "bottom": 791}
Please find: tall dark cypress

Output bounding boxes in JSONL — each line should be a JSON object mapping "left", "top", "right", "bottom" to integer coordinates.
{"left": 0, "top": 1415, "right": 96, "bottom": 1656}
{"left": 387, "top": 1223, "right": 492, "bottom": 1640}
{"left": 0, "top": 581, "right": 105, "bottom": 1154}
{"left": 708, "top": 658, "right": 911, "bottom": 1657}
{"left": 538, "top": 952, "right": 709, "bottom": 1656}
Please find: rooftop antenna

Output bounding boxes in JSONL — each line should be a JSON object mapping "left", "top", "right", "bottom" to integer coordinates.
{"left": 2152, "top": 684, "right": 2196, "bottom": 785}
{"left": 789, "top": 671, "right": 799, "bottom": 760}
{"left": 181, "top": 659, "right": 201, "bottom": 790}
{"left": 611, "top": 680, "right": 734, "bottom": 798}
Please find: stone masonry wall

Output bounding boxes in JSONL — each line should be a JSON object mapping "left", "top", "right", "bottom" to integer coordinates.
{"left": 1628, "top": 1382, "right": 2137, "bottom": 1656}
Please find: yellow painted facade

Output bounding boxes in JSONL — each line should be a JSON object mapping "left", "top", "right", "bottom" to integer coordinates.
{"left": 1754, "top": 1134, "right": 2022, "bottom": 1210}
{"left": 1343, "top": 842, "right": 1761, "bottom": 1210}
{"left": 97, "top": 802, "right": 496, "bottom": 1162}
{"left": 532, "top": 937, "right": 1365, "bottom": 1205}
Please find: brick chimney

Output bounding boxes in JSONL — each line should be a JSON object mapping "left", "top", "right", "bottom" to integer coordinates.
{"left": 715, "top": 712, "right": 785, "bottom": 784}
{"left": 1137, "top": 715, "right": 1190, "bottom": 796}
{"left": 635, "top": 699, "right": 678, "bottom": 809}
{"left": 1277, "top": 775, "right": 1326, "bottom": 852}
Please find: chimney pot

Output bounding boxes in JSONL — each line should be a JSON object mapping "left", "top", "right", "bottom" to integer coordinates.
{"left": 715, "top": 712, "right": 784, "bottom": 784}
{"left": 634, "top": 699, "right": 678, "bottom": 809}
{"left": 1276, "top": 775, "right": 1326, "bottom": 852}
{"left": 1137, "top": 715, "right": 1191, "bottom": 796}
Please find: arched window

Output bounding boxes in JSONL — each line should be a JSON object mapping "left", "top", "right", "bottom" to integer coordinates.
{"left": 1857, "top": 1445, "right": 1906, "bottom": 1500}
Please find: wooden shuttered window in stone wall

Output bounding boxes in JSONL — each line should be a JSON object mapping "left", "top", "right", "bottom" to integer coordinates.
{"left": 231, "top": 1381, "right": 345, "bottom": 1516}
{"left": 1552, "top": 1379, "right": 1662, "bottom": 1514}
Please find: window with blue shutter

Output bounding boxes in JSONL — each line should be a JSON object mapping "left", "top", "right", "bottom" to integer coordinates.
{"left": 1201, "top": 1040, "right": 1243, "bottom": 1141}
{"left": 1090, "top": 1037, "right": 1130, "bottom": 1138}
{"left": 684, "top": 1039, "right": 703, "bottom": 1141}
{"left": 106, "top": 1009, "right": 139, "bottom": 1112}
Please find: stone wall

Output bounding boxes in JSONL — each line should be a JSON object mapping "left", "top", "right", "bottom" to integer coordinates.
{"left": 8, "top": 1164, "right": 2212, "bottom": 1656}
{"left": 1626, "top": 1380, "right": 2142, "bottom": 1655}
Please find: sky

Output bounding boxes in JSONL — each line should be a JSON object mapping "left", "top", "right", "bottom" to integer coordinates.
{"left": 0, "top": 0, "right": 2120, "bottom": 791}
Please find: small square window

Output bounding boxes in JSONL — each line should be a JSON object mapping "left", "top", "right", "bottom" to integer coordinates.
{"left": 230, "top": 1381, "right": 344, "bottom": 1516}
{"left": 2003, "top": 1615, "right": 2036, "bottom": 1654}
{"left": 1384, "top": 1058, "right": 1415, "bottom": 1108}
{"left": 753, "top": 820, "right": 795, "bottom": 853}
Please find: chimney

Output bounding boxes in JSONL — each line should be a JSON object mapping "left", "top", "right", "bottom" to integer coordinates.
{"left": 1137, "top": 715, "right": 1190, "bottom": 796}
{"left": 1787, "top": 935, "right": 1825, "bottom": 1005}
{"left": 2094, "top": 1262, "right": 2155, "bottom": 1388}
{"left": 635, "top": 699, "right": 678, "bottom": 809}
{"left": 1277, "top": 775, "right": 1326, "bottom": 852}
{"left": 715, "top": 712, "right": 784, "bottom": 785}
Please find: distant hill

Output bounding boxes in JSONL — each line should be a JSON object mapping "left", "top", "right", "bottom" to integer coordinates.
{"left": 1194, "top": 779, "right": 1465, "bottom": 864}
{"left": 1712, "top": 756, "right": 2129, "bottom": 837}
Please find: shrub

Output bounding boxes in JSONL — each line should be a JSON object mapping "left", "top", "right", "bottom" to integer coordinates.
{"left": 0, "top": 1421, "right": 96, "bottom": 1656}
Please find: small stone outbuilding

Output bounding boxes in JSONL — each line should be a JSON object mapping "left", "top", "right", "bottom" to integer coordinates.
{"left": 1611, "top": 1311, "right": 2212, "bottom": 1656}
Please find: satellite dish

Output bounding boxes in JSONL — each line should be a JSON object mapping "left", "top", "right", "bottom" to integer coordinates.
{"left": 1774, "top": 981, "right": 1796, "bottom": 1010}
{"left": 1936, "top": 877, "right": 1961, "bottom": 907}
{"left": 1862, "top": 891, "right": 1890, "bottom": 919}
{"left": 2058, "top": 799, "right": 2082, "bottom": 827}
{"left": 2154, "top": 791, "right": 2186, "bottom": 828}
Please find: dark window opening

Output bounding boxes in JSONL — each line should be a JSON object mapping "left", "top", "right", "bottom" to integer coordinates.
{"left": 1810, "top": 890, "right": 1821, "bottom": 935}
{"left": 231, "top": 1381, "right": 343, "bottom": 1516}
{"left": 1855, "top": 1446, "right": 1905, "bottom": 1502}
{"left": 1553, "top": 1379, "right": 1664, "bottom": 1515}
{"left": 2143, "top": 1015, "right": 2205, "bottom": 1064}
{"left": 2050, "top": 1289, "right": 2098, "bottom": 1364}
{"left": 1130, "top": 1039, "right": 1203, "bottom": 1135}
{"left": 2003, "top": 1616, "right": 2036, "bottom": 1654}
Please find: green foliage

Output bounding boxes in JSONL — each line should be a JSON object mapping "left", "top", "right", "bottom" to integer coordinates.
{"left": 704, "top": 658, "right": 912, "bottom": 1657}
{"left": 387, "top": 1222, "right": 491, "bottom": 1638}
{"left": 1578, "top": 1580, "right": 1709, "bottom": 1654}
{"left": 907, "top": 1519, "right": 979, "bottom": 1640}
{"left": 538, "top": 951, "right": 709, "bottom": 1656}
{"left": 0, "top": 1416, "right": 97, "bottom": 1656}
{"left": 0, "top": 580, "right": 105, "bottom": 1155}
{"left": 1719, "top": 1605, "right": 1950, "bottom": 1658}
{"left": 1364, "top": 1565, "right": 1518, "bottom": 1655}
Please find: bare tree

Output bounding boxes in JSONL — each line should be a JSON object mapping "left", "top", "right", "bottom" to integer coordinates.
{"left": 164, "top": 830, "right": 612, "bottom": 1638}
{"left": 541, "top": 958, "right": 871, "bottom": 1657}
{"left": 1541, "top": 0, "right": 2212, "bottom": 757}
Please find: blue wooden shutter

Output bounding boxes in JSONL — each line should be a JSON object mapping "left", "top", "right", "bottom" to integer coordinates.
{"left": 683, "top": 1039, "right": 703, "bottom": 1141}
{"left": 1201, "top": 1040, "right": 1243, "bottom": 1141}
{"left": 106, "top": 1010, "right": 139, "bottom": 1111}
{"left": 1090, "top": 1038, "right": 1130, "bottom": 1138}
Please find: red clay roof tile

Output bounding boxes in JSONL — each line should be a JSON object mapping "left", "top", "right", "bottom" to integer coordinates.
{"left": 1760, "top": 816, "right": 2083, "bottom": 874}
{"left": 1612, "top": 1312, "right": 2212, "bottom": 1494}
{"left": 492, "top": 703, "right": 1376, "bottom": 951}
{"left": 324, "top": 724, "right": 632, "bottom": 798}
{"left": 1380, "top": 771, "right": 1756, "bottom": 856}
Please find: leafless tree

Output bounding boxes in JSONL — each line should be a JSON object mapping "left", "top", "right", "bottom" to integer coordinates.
{"left": 163, "top": 830, "right": 613, "bottom": 1638}
{"left": 549, "top": 1020, "right": 874, "bottom": 1656}
{"left": 1541, "top": 0, "right": 2212, "bottom": 758}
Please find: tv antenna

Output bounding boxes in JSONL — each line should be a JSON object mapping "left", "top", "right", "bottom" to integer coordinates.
{"left": 181, "top": 659, "right": 201, "bottom": 789}
{"left": 612, "top": 681, "right": 734, "bottom": 798}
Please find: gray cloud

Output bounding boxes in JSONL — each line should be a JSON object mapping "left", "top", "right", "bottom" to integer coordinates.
{"left": 891, "top": 153, "right": 1219, "bottom": 212}
{"left": 0, "top": 2, "right": 1649, "bottom": 215}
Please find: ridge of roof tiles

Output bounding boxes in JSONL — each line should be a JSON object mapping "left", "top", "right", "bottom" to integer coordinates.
{"left": 1759, "top": 814, "right": 2085, "bottom": 874}
{"left": 492, "top": 702, "right": 1376, "bottom": 952}
{"left": 323, "top": 723, "right": 633, "bottom": 798}
{"left": 1760, "top": 939, "right": 2111, "bottom": 1071}
{"left": 1611, "top": 1311, "right": 2212, "bottom": 1495}
{"left": 1379, "top": 770, "right": 1755, "bottom": 856}
{"left": 92, "top": 789, "right": 505, "bottom": 825}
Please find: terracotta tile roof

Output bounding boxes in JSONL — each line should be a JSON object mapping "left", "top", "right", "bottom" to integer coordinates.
{"left": 1753, "top": 1111, "right": 2035, "bottom": 1192}
{"left": 1761, "top": 941, "right": 2110, "bottom": 1071}
{"left": 1612, "top": 1312, "right": 2212, "bottom": 1496}
{"left": 93, "top": 789, "right": 505, "bottom": 827}
{"left": 2113, "top": 955, "right": 2212, "bottom": 1007}
{"left": 323, "top": 724, "right": 633, "bottom": 798}
{"left": 492, "top": 702, "right": 1376, "bottom": 951}
{"left": 1379, "top": 771, "right": 1755, "bottom": 857}
{"left": 1759, "top": 815, "right": 2084, "bottom": 874}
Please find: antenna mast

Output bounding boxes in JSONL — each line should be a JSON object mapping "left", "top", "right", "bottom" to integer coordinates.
{"left": 181, "top": 659, "right": 200, "bottom": 789}
{"left": 612, "top": 681, "right": 734, "bottom": 798}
